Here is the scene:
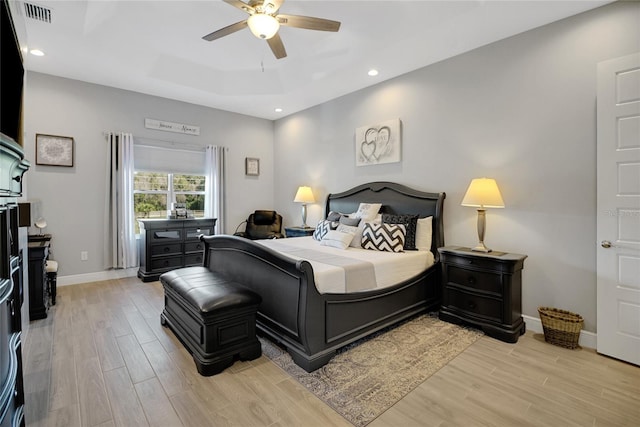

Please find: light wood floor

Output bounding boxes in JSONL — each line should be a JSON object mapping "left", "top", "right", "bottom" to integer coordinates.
{"left": 22, "top": 277, "right": 639, "bottom": 427}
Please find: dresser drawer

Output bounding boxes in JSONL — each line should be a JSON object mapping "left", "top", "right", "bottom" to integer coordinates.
{"left": 184, "top": 241, "right": 205, "bottom": 253}
{"left": 150, "top": 229, "right": 183, "bottom": 243}
{"left": 446, "top": 265, "right": 502, "bottom": 295}
{"left": 185, "top": 228, "right": 212, "bottom": 241}
{"left": 445, "top": 288, "right": 502, "bottom": 323}
{"left": 184, "top": 253, "right": 204, "bottom": 266}
{"left": 151, "top": 256, "right": 183, "bottom": 271}
{"left": 150, "top": 243, "right": 182, "bottom": 257}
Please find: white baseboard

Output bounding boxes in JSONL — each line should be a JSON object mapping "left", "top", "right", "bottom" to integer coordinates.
{"left": 523, "top": 314, "right": 596, "bottom": 349}
{"left": 58, "top": 267, "right": 138, "bottom": 287}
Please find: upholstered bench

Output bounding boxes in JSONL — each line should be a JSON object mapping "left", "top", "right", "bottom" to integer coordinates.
{"left": 159, "top": 266, "right": 262, "bottom": 376}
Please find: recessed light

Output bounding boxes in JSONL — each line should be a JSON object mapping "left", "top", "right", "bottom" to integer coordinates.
{"left": 275, "top": 108, "right": 283, "bottom": 113}
{"left": 367, "top": 69, "right": 379, "bottom": 77}
{"left": 30, "top": 49, "right": 45, "bottom": 56}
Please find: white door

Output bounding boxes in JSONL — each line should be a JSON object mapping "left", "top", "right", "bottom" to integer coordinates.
{"left": 597, "top": 52, "right": 640, "bottom": 366}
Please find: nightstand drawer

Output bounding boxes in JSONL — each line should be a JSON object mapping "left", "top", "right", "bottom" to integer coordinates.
{"left": 447, "top": 265, "right": 502, "bottom": 294}
{"left": 444, "top": 253, "right": 505, "bottom": 272}
{"left": 446, "top": 288, "right": 502, "bottom": 323}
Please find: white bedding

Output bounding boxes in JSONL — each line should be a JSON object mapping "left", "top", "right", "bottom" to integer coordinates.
{"left": 256, "top": 236, "right": 435, "bottom": 294}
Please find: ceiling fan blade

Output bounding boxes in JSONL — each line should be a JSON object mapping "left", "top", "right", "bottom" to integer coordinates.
{"left": 202, "top": 20, "right": 248, "bottom": 41}
{"left": 267, "top": 33, "right": 287, "bottom": 59}
{"left": 224, "top": 0, "right": 255, "bottom": 14}
{"left": 261, "top": 0, "right": 284, "bottom": 14}
{"left": 277, "top": 14, "right": 340, "bottom": 32}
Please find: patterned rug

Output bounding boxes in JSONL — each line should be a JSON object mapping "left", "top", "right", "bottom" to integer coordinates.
{"left": 260, "top": 313, "right": 483, "bottom": 426}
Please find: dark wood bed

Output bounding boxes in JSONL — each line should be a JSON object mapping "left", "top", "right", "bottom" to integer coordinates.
{"left": 200, "top": 181, "right": 445, "bottom": 372}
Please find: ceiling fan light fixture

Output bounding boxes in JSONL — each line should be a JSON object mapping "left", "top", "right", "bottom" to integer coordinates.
{"left": 247, "top": 13, "right": 280, "bottom": 40}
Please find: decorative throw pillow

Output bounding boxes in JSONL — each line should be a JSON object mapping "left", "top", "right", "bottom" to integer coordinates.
{"left": 320, "top": 230, "right": 355, "bottom": 250}
{"left": 415, "top": 216, "right": 433, "bottom": 251}
{"left": 361, "top": 223, "right": 406, "bottom": 253}
{"left": 353, "top": 203, "right": 382, "bottom": 222}
{"left": 339, "top": 215, "right": 360, "bottom": 227}
{"left": 313, "top": 220, "right": 336, "bottom": 241}
{"left": 336, "top": 224, "right": 362, "bottom": 248}
{"left": 382, "top": 213, "right": 419, "bottom": 250}
{"left": 326, "top": 211, "right": 342, "bottom": 222}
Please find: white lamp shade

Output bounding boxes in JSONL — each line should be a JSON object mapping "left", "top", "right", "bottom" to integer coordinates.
{"left": 247, "top": 13, "right": 280, "bottom": 39}
{"left": 461, "top": 178, "right": 505, "bottom": 208}
{"left": 294, "top": 186, "right": 315, "bottom": 204}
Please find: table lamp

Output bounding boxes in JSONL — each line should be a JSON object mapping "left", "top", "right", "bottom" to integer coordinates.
{"left": 34, "top": 217, "right": 47, "bottom": 236}
{"left": 294, "top": 186, "right": 315, "bottom": 228}
{"left": 461, "top": 178, "right": 504, "bottom": 252}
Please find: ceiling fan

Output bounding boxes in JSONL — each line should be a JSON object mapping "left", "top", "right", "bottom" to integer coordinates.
{"left": 202, "top": 0, "right": 341, "bottom": 59}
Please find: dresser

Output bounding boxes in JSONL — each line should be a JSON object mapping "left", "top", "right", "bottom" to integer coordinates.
{"left": 438, "top": 246, "right": 527, "bottom": 343}
{"left": 1, "top": 134, "right": 30, "bottom": 427}
{"left": 137, "top": 218, "right": 217, "bottom": 282}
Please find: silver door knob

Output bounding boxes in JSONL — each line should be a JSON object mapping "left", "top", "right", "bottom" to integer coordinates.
{"left": 601, "top": 240, "right": 612, "bottom": 248}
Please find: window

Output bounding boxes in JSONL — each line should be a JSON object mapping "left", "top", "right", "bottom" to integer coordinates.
{"left": 134, "top": 171, "right": 205, "bottom": 231}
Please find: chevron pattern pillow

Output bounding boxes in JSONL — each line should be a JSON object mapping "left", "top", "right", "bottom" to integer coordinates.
{"left": 313, "top": 220, "right": 337, "bottom": 241}
{"left": 361, "top": 223, "right": 406, "bottom": 252}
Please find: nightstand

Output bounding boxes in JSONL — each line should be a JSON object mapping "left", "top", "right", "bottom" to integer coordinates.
{"left": 438, "top": 246, "right": 527, "bottom": 343}
{"left": 285, "top": 226, "right": 315, "bottom": 237}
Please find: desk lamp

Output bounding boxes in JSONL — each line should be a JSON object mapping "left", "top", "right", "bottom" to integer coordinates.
{"left": 461, "top": 178, "right": 504, "bottom": 252}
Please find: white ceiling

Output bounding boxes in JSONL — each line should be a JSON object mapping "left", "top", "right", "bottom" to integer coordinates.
{"left": 12, "top": 0, "right": 611, "bottom": 120}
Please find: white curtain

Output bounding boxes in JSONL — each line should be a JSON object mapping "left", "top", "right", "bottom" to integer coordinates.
{"left": 204, "top": 145, "right": 226, "bottom": 234}
{"left": 104, "top": 132, "right": 137, "bottom": 269}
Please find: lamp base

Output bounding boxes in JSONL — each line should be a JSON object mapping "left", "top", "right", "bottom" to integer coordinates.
{"left": 471, "top": 243, "right": 492, "bottom": 253}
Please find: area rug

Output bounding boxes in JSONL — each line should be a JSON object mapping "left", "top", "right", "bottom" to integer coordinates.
{"left": 260, "top": 313, "right": 483, "bottom": 426}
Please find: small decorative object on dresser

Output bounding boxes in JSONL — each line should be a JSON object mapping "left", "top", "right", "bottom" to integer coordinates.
{"left": 285, "top": 226, "right": 315, "bottom": 237}
{"left": 438, "top": 246, "right": 527, "bottom": 343}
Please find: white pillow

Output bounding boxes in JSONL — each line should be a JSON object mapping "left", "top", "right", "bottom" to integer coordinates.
{"left": 337, "top": 224, "right": 362, "bottom": 248}
{"left": 353, "top": 203, "right": 382, "bottom": 222}
{"left": 320, "top": 230, "right": 355, "bottom": 250}
{"left": 415, "top": 216, "right": 433, "bottom": 251}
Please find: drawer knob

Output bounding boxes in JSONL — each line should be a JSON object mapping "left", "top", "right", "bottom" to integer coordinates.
{"left": 164, "top": 247, "right": 170, "bottom": 252}
{"left": 467, "top": 276, "right": 476, "bottom": 285}
{"left": 468, "top": 301, "right": 476, "bottom": 309}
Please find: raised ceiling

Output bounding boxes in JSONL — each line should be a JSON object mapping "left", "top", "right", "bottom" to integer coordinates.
{"left": 12, "top": 0, "right": 611, "bottom": 120}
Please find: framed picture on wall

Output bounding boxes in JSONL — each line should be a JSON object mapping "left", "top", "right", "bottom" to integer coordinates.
{"left": 245, "top": 157, "right": 260, "bottom": 176}
{"left": 35, "top": 134, "right": 74, "bottom": 167}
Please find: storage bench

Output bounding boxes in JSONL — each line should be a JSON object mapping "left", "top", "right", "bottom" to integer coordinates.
{"left": 160, "top": 266, "right": 262, "bottom": 376}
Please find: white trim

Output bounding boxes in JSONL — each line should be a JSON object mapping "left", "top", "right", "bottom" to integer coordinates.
{"left": 57, "top": 267, "right": 138, "bottom": 286}
{"left": 523, "top": 314, "right": 596, "bottom": 350}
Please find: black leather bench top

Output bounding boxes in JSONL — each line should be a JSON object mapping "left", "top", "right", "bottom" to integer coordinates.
{"left": 160, "top": 267, "right": 261, "bottom": 314}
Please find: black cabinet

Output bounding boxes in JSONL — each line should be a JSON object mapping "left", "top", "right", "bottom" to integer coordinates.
{"left": 1, "top": 133, "right": 29, "bottom": 427}
{"left": 137, "top": 218, "right": 217, "bottom": 282}
{"left": 438, "top": 246, "right": 527, "bottom": 343}
{"left": 27, "top": 242, "right": 49, "bottom": 320}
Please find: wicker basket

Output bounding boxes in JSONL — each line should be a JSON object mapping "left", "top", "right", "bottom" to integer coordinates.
{"left": 538, "top": 307, "right": 583, "bottom": 349}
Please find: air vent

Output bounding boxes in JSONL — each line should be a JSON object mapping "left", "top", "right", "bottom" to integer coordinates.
{"left": 24, "top": 2, "right": 52, "bottom": 23}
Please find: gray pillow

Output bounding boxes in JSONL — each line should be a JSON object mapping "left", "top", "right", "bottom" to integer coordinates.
{"left": 339, "top": 216, "right": 360, "bottom": 227}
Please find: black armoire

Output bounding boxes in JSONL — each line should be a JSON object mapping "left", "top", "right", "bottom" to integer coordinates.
{"left": 0, "top": 136, "right": 29, "bottom": 426}
{"left": 1, "top": 0, "right": 31, "bottom": 425}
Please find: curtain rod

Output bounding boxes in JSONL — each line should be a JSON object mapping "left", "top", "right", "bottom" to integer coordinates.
{"left": 103, "top": 132, "right": 228, "bottom": 153}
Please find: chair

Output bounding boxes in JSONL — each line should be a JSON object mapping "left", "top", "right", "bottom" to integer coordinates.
{"left": 234, "top": 210, "right": 284, "bottom": 240}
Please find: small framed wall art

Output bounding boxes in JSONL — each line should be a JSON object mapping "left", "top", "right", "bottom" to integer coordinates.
{"left": 36, "top": 134, "right": 74, "bottom": 167}
{"left": 245, "top": 157, "right": 260, "bottom": 176}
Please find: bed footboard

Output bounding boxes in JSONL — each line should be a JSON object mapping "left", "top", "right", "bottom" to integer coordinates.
{"left": 200, "top": 234, "right": 440, "bottom": 372}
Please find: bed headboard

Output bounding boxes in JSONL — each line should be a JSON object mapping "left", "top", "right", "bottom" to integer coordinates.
{"left": 325, "top": 182, "right": 445, "bottom": 259}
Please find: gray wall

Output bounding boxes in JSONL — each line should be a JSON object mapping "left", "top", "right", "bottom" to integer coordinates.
{"left": 23, "top": 73, "right": 274, "bottom": 277}
{"left": 273, "top": 1, "right": 640, "bottom": 332}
